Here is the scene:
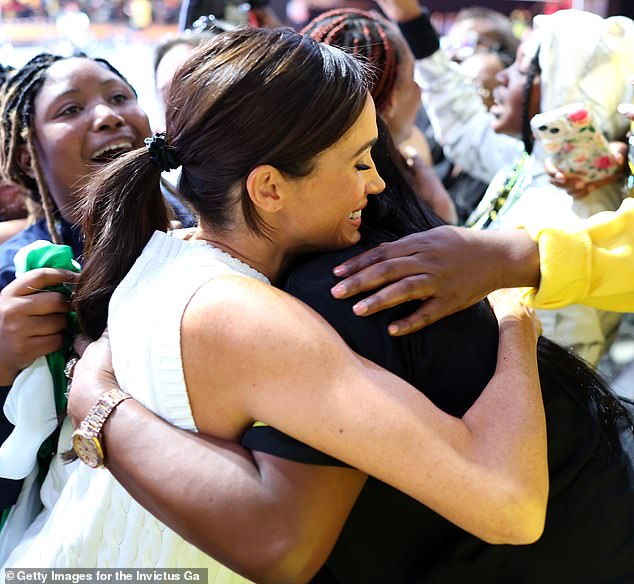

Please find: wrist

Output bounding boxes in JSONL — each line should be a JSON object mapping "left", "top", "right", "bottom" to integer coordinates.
{"left": 490, "top": 230, "right": 540, "bottom": 290}
{"left": 397, "top": 8, "right": 440, "bottom": 60}
{"left": 387, "top": 1, "right": 423, "bottom": 22}
{"left": 72, "top": 388, "right": 132, "bottom": 468}
{"left": 506, "top": 230, "right": 541, "bottom": 289}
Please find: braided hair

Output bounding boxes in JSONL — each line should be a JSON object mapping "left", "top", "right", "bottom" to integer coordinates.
{"left": 521, "top": 48, "right": 540, "bottom": 155}
{"left": 302, "top": 9, "right": 398, "bottom": 112}
{"left": 0, "top": 53, "right": 134, "bottom": 243}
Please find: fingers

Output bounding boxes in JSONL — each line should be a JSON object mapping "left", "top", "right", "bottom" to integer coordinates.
{"left": 28, "top": 313, "right": 70, "bottom": 336}
{"left": 73, "top": 334, "right": 93, "bottom": 358}
{"left": 347, "top": 275, "right": 433, "bottom": 317}
{"left": 332, "top": 235, "right": 421, "bottom": 278}
{"left": 332, "top": 256, "right": 430, "bottom": 300}
{"left": 608, "top": 141, "right": 627, "bottom": 166}
{"left": 2, "top": 268, "right": 78, "bottom": 298}
{"left": 618, "top": 102, "right": 634, "bottom": 121}
{"left": 386, "top": 301, "right": 448, "bottom": 336}
{"left": 24, "top": 332, "right": 67, "bottom": 359}
{"left": 544, "top": 157, "right": 565, "bottom": 184}
{"left": 78, "top": 333, "right": 115, "bottom": 376}
{"left": 16, "top": 290, "right": 71, "bottom": 316}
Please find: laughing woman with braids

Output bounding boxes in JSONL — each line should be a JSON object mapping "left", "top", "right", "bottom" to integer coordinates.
{"left": 379, "top": 4, "right": 634, "bottom": 366}
{"left": 0, "top": 53, "right": 189, "bottom": 531}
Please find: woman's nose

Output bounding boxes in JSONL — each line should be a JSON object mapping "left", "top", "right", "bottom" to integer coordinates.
{"left": 367, "top": 167, "right": 386, "bottom": 195}
{"left": 92, "top": 103, "right": 125, "bottom": 131}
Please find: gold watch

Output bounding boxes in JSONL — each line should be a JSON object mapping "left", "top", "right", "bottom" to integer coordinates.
{"left": 72, "top": 388, "right": 132, "bottom": 468}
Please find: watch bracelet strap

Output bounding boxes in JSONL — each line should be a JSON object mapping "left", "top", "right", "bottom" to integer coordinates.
{"left": 79, "top": 388, "right": 132, "bottom": 437}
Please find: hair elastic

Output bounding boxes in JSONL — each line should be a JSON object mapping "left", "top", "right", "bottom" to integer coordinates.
{"left": 145, "top": 132, "right": 181, "bottom": 172}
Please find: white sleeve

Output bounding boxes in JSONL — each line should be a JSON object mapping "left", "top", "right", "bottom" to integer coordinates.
{"left": 416, "top": 50, "right": 523, "bottom": 184}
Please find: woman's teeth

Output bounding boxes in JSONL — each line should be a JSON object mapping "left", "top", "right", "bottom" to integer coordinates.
{"left": 349, "top": 210, "right": 362, "bottom": 220}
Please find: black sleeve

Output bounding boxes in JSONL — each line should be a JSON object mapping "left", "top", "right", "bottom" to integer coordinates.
{"left": 398, "top": 9, "right": 440, "bottom": 60}
{"left": 241, "top": 425, "right": 349, "bottom": 467}
{"left": 241, "top": 247, "right": 420, "bottom": 467}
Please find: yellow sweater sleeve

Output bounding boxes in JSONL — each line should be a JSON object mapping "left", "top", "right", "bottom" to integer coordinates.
{"left": 521, "top": 197, "right": 634, "bottom": 312}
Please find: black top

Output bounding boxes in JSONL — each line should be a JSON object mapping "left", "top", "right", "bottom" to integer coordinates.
{"left": 243, "top": 243, "right": 634, "bottom": 584}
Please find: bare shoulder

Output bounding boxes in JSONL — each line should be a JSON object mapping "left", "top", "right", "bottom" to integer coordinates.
{"left": 181, "top": 274, "right": 356, "bottom": 436}
{"left": 184, "top": 274, "right": 342, "bottom": 348}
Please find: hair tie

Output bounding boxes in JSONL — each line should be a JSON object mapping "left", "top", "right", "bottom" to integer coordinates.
{"left": 144, "top": 132, "right": 181, "bottom": 172}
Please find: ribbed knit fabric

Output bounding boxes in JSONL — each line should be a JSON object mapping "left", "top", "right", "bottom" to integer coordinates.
{"left": 2, "top": 232, "right": 267, "bottom": 576}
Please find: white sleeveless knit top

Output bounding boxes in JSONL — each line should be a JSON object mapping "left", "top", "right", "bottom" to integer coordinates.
{"left": 3, "top": 232, "right": 267, "bottom": 577}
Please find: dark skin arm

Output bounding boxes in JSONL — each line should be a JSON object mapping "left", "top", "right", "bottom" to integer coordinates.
{"left": 0, "top": 268, "right": 78, "bottom": 385}
{"left": 330, "top": 226, "right": 540, "bottom": 335}
{"left": 68, "top": 337, "right": 366, "bottom": 584}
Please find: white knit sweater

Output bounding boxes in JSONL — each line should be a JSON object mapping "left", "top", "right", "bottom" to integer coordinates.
{"left": 2, "top": 232, "right": 267, "bottom": 577}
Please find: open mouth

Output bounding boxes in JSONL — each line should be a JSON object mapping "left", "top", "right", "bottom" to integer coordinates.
{"left": 89, "top": 141, "right": 134, "bottom": 164}
{"left": 348, "top": 209, "right": 362, "bottom": 221}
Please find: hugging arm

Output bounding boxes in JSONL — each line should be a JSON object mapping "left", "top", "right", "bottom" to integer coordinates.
{"left": 69, "top": 337, "right": 366, "bottom": 584}
{"left": 70, "top": 277, "right": 545, "bottom": 582}
{"left": 181, "top": 277, "right": 546, "bottom": 544}
{"left": 331, "top": 195, "right": 634, "bottom": 327}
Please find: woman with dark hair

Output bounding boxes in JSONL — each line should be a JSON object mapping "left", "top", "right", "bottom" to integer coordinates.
{"left": 5, "top": 27, "right": 547, "bottom": 576}
{"left": 385, "top": 3, "right": 634, "bottom": 366}
{"left": 247, "top": 121, "right": 634, "bottom": 582}
{"left": 66, "top": 117, "right": 634, "bottom": 583}
{"left": 303, "top": 8, "right": 457, "bottom": 224}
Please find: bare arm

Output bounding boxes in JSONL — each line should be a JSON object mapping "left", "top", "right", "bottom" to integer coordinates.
{"left": 330, "top": 226, "right": 540, "bottom": 334}
{"left": 69, "top": 277, "right": 545, "bottom": 580}
{"left": 69, "top": 337, "right": 365, "bottom": 584}
{"left": 182, "top": 277, "right": 546, "bottom": 545}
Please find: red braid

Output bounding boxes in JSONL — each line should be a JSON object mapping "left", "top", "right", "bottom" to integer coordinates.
{"left": 302, "top": 8, "right": 399, "bottom": 112}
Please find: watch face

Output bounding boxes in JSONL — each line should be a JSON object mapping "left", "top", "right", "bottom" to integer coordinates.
{"left": 72, "top": 431, "right": 105, "bottom": 469}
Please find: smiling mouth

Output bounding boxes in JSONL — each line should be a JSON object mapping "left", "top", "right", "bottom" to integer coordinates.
{"left": 89, "top": 141, "right": 134, "bottom": 164}
{"left": 349, "top": 209, "right": 362, "bottom": 220}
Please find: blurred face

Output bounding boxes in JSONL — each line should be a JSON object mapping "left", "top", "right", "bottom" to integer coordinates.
{"left": 155, "top": 42, "right": 197, "bottom": 112}
{"left": 280, "top": 95, "right": 386, "bottom": 253}
{"left": 381, "top": 32, "right": 422, "bottom": 145}
{"left": 490, "top": 38, "right": 541, "bottom": 136}
{"left": 459, "top": 52, "right": 504, "bottom": 110}
{"left": 0, "top": 183, "right": 26, "bottom": 221}
{"left": 28, "top": 57, "right": 151, "bottom": 223}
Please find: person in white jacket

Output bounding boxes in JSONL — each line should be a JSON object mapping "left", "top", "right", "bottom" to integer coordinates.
{"left": 380, "top": 1, "right": 634, "bottom": 365}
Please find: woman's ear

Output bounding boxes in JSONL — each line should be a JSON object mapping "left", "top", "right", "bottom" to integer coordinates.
{"left": 16, "top": 144, "right": 35, "bottom": 179}
{"left": 381, "top": 92, "right": 397, "bottom": 121}
{"left": 245, "top": 165, "right": 286, "bottom": 214}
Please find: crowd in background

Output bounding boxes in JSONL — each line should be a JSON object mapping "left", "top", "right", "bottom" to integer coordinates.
{"left": 0, "top": 0, "right": 633, "bottom": 580}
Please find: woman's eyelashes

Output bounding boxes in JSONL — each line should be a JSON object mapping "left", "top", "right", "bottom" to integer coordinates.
{"left": 111, "top": 93, "right": 129, "bottom": 104}
{"left": 355, "top": 163, "right": 372, "bottom": 171}
{"left": 57, "top": 104, "right": 81, "bottom": 117}
{"left": 55, "top": 92, "right": 131, "bottom": 118}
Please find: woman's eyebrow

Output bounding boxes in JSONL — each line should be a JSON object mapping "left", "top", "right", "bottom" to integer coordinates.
{"left": 352, "top": 137, "right": 378, "bottom": 158}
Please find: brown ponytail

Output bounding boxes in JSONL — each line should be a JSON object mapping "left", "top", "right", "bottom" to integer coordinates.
{"left": 74, "top": 148, "right": 169, "bottom": 339}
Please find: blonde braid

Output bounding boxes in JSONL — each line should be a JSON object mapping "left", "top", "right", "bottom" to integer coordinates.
{"left": 25, "top": 130, "right": 60, "bottom": 243}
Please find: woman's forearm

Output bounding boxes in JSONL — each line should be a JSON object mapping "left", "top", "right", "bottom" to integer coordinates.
{"left": 96, "top": 399, "right": 363, "bottom": 583}
{"left": 461, "top": 309, "right": 547, "bottom": 544}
